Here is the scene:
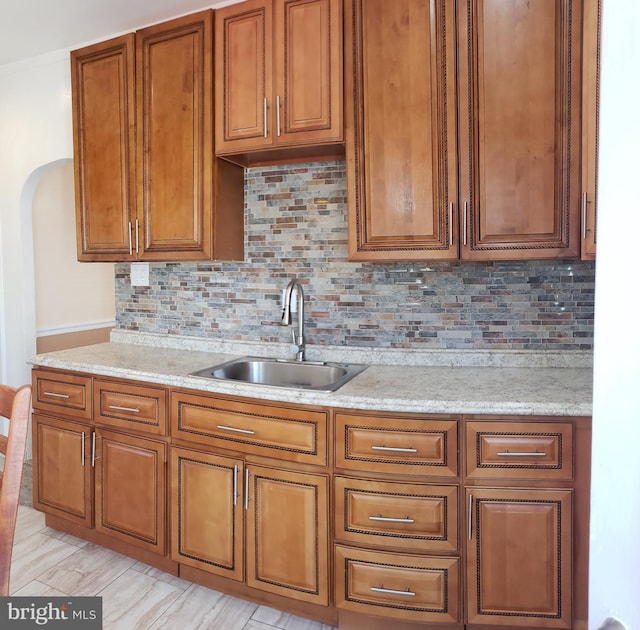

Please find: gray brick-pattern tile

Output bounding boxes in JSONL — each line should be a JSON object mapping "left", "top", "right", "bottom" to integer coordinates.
{"left": 115, "top": 161, "right": 595, "bottom": 350}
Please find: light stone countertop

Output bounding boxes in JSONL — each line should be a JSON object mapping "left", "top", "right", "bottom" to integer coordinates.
{"left": 29, "top": 332, "right": 593, "bottom": 417}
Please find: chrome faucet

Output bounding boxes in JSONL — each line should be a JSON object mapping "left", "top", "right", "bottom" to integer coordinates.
{"left": 281, "top": 279, "right": 305, "bottom": 361}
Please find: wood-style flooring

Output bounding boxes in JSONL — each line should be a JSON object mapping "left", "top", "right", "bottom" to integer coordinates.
{"left": 10, "top": 504, "right": 339, "bottom": 630}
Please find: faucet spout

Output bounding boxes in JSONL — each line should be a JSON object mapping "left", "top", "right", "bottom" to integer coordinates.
{"left": 281, "top": 279, "right": 305, "bottom": 361}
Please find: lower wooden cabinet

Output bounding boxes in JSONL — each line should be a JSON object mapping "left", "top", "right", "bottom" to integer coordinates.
{"left": 33, "top": 414, "right": 168, "bottom": 555}
{"left": 247, "top": 464, "right": 329, "bottom": 605}
{"left": 32, "top": 413, "right": 92, "bottom": 527}
{"left": 94, "top": 428, "right": 167, "bottom": 554}
{"left": 465, "top": 488, "right": 573, "bottom": 629}
{"left": 171, "top": 447, "right": 244, "bottom": 580}
{"left": 33, "top": 368, "right": 590, "bottom": 630}
{"left": 171, "top": 447, "right": 329, "bottom": 606}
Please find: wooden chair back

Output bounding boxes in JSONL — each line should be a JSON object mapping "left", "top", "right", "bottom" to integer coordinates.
{"left": 0, "top": 384, "right": 32, "bottom": 595}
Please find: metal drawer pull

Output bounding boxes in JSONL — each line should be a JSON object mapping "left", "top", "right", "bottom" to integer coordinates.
{"left": 233, "top": 465, "right": 238, "bottom": 507}
{"left": 108, "top": 405, "right": 140, "bottom": 413}
{"left": 91, "top": 432, "right": 96, "bottom": 467}
{"left": 371, "top": 445, "right": 417, "bottom": 453}
{"left": 44, "top": 391, "right": 70, "bottom": 399}
{"left": 264, "top": 98, "right": 268, "bottom": 137}
{"left": 81, "top": 432, "right": 85, "bottom": 467}
{"left": 217, "top": 425, "right": 255, "bottom": 435}
{"left": 369, "top": 515, "right": 415, "bottom": 524}
{"left": 370, "top": 586, "right": 415, "bottom": 597}
{"left": 497, "top": 451, "right": 547, "bottom": 457}
{"left": 463, "top": 201, "right": 468, "bottom": 245}
{"left": 448, "top": 202, "right": 453, "bottom": 246}
{"left": 244, "top": 468, "right": 250, "bottom": 511}
{"left": 468, "top": 494, "right": 473, "bottom": 540}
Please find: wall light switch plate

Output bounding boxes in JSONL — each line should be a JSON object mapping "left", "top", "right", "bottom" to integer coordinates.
{"left": 131, "top": 262, "right": 150, "bottom": 287}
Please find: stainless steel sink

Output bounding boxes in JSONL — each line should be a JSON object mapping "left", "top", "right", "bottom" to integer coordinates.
{"left": 190, "top": 356, "right": 368, "bottom": 392}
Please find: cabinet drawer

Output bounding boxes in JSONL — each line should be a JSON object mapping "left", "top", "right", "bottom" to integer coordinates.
{"left": 466, "top": 420, "right": 573, "bottom": 480}
{"left": 32, "top": 369, "right": 92, "bottom": 421}
{"left": 94, "top": 379, "right": 167, "bottom": 435}
{"left": 335, "top": 545, "right": 460, "bottom": 623}
{"left": 335, "top": 412, "right": 458, "bottom": 476}
{"left": 335, "top": 476, "right": 457, "bottom": 552}
{"left": 171, "top": 391, "right": 328, "bottom": 465}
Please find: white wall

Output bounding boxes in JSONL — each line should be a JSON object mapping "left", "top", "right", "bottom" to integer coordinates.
{"left": 589, "top": 1, "right": 640, "bottom": 628}
{"left": 32, "top": 160, "right": 114, "bottom": 333}
{"left": 0, "top": 50, "right": 73, "bottom": 386}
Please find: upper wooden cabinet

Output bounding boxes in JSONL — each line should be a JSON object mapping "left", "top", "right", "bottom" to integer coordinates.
{"left": 214, "top": 0, "right": 344, "bottom": 165}
{"left": 346, "top": 0, "right": 590, "bottom": 262}
{"left": 71, "top": 11, "right": 244, "bottom": 262}
{"left": 71, "top": 35, "right": 136, "bottom": 261}
{"left": 345, "top": 0, "right": 458, "bottom": 261}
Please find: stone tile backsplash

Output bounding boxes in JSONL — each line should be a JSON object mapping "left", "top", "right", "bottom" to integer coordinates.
{"left": 115, "top": 161, "right": 595, "bottom": 350}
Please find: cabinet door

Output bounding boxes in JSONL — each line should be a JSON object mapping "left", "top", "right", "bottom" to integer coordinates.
{"left": 466, "top": 487, "right": 572, "bottom": 628}
{"left": 246, "top": 465, "right": 329, "bottom": 605}
{"left": 345, "top": 0, "right": 459, "bottom": 261}
{"left": 581, "top": 0, "right": 601, "bottom": 260}
{"left": 71, "top": 35, "right": 136, "bottom": 262}
{"left": 215, "top": 0, "right": 273, "bottom": 152}
{"left": 170, "top": 447, "right": 244, "bottom": 581}
{"left": 94, "top": 428, "right": 167, "bottom": 554}
{"left": 32, "top": 414, "right": 92, "bottom": 527}
{"left": 458, "top": 0, "right": 582, "bottom": 260}
{"left": 274, "top": 0, "right": 343, "bottom": 145}
{"left": 136, "top": 11, "right": 214, "bottom": 261}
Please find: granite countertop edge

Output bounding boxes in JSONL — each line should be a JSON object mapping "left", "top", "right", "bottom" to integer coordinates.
{"left": 29, "top": 332, "right": 593, "bottom": 417}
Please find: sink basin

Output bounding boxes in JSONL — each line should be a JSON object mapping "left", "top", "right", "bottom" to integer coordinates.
{"left": 190, "top": 356, "right": 368, "bottom": 392}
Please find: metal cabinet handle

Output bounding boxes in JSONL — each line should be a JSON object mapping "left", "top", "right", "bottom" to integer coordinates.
{"left": 233, "top": 465, "right": 238, "bottom": 507}
{"left": 369, "top": 515, "right": 415, "bottom": 524}
{"left": 217, "top": 425, "right": 255, "bottom": 435}
{"left": 244, "top": 468, "right": 250, "bottom": 510}
{"left": 463, "top": 201, "right": 468, "bottom": 245}
{"left": 582, "top": 192, "right": 588, "bottom": 239}
{"left": 370, "top": 586, "right": 415, "bottom": 597}
{"left": 264, "top": 98, "right": 268, "bottom": 138}
{"left": 276, "top": 95, "right": 281, "bottom": 137}
{"left": 128, "top": 221, "right": 133, "bottom": 256}
{"left": 81, "top": 431, "right": 85, "bottom": 467}
{"left": 135, "top": 219, "right": 139, "bottom": 254}
{"left": 371, "top": 445, "right": 417, "bottom": 453}
{"left": 448, "top": 202, "right": 453, "bottom": 246}
{"left": 497, "top": 451, "right": 547, "bottom": 457}
{"left": 108, "top": 405, "right": 140, "bottom": 413}
{"left": 468, "top": 493, "right": 473, "bottom": 541}
{"left": 91, "top": 432, "right": 96, "bottom": 467}
{"left": 43, "top": 391, "right": 70, "bottom": 399}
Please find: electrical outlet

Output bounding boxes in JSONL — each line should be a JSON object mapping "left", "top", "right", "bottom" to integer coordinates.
{"left": 130, "top": 262, "right": 150, "bottom": 287}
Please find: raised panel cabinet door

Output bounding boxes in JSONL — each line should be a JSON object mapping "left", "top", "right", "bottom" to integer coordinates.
{"left": 246, "top": 465, "right": 329, "bottom": 605}
{"left": 345, "top": 0, "right": 459, "bottom": 261}
{"left": 136, "top": 11, "right": 213, "bottom": 261}
{"left": 32, "top": 414, "right": 92, "bottom": 527}
{"left": 71, "top": 35, "right": 136, "bottom": 262}
{"left": 94, "top": 428, "right": 167, "bottom": 554}
{"left": 581, "top": 0, "right": 601, "bottom": 260}
{"left": 215, "top": 0, "right": 274, "bottom": 152}
{"left": 274, "top": 0, "right": 343, "bottom": 145}
{"left": 466, "top": 487, "right": 572, "bottom": 628}
{"left": 458, "top": 0, "right": 583, "bottom": 260}
{"left": 170, "top": 447, "right": 244, "bottom": 581}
